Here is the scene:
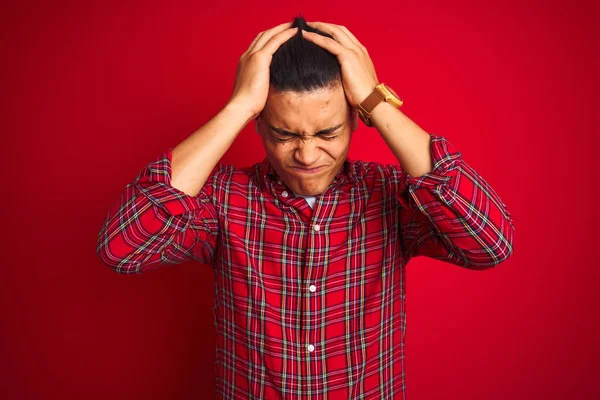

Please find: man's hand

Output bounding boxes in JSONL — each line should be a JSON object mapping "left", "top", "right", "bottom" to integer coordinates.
{"left": 301, "top": 22, "right": 379, "bottom": 107}
{"left": 303, "top": 21, "right": 433, "bottom": 178}
{"left": 229, "top": 22, "right": 298, "bottom": 120}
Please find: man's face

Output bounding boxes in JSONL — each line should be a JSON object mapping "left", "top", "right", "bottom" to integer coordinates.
{"left": 255, "top": 83, "right": 358, "bottom": 196}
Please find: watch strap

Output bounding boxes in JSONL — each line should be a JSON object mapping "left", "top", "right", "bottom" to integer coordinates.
{"left": 356, "top": 83, "right": 402, "bottom": 127}
{"left": 358, "top": 87, "right": 386, "bottom": 115}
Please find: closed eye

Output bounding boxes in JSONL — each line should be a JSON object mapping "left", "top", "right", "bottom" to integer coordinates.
{"left": 318, "top": 134, "right": 339, "bottom": 140}
{"left": 272, "top": 134, "right": 339, "bottom": 143}
{"left": 268, "top": 123, "right": 344, "bottom": 143}
{"left": 272, "top": 136, "right": 294, "bottom": 143}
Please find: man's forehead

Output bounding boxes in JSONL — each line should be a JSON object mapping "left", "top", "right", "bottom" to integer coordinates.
{"left": 267, "top": 85, "right": 346, "bottom": 108}
{"left": 263, "top": 87, "right": 350, "bottom": 131}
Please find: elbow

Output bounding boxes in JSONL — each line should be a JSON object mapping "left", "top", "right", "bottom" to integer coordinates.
{"left": 478, "top": 250, "right": 513, "bottom": 269}
{"left": 96, "top": 247, "right": 143, "bottom": 274}
{"left": 468, "top": 220, "right": 515, "bottom": 270}
{"left": 492, "top": 240, "right": 514, "bottom": 267}
{"left": 464, "top": 241, "right": 514, "bottom": 270}
{"left": 96, "top": 218, "right": 145, "bottom": 274}
{"left": 488, "top": 222, "right": 515, "bottom": 267}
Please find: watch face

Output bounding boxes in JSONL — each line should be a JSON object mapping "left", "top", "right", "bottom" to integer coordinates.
{"left": 385, "top": 84, "right": 401, "bottom": 101}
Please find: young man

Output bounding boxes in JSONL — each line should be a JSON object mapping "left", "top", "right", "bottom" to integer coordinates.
{"left": 97, "top": 16, "right": 515, "bottom": 399}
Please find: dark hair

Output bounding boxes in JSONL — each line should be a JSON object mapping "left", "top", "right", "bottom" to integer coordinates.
{"left": 270, "top": 14, "right": 341, "bottom": 93}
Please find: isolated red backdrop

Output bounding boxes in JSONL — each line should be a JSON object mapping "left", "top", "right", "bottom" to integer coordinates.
{"left": 2, "top": 0, "right": 599, "bottom": 399}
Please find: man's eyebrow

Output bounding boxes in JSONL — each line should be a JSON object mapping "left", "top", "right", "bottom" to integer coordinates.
{"left": 268, "top": 123, "right": 344, "bottom": 136}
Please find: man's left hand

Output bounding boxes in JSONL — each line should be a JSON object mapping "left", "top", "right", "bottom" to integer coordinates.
{"left": 302, "top": 22, "right": 379, "bottom": 108}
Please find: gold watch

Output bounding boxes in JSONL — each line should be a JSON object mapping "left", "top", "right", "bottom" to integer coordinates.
{"left": 356, "top": 83, "right": 403, "bottom": 127}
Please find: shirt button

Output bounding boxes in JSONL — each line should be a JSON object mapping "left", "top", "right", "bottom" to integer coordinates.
{"left": 313, "top": 224, "right": 320, "bottom": 232}
{"left": 309, "top": 284, "right": 316, "bottom": 293}
{"left": 307, "top": 344, "right": 315, "bottom": 352}
{"left": 277, "top": 180, "right": 282, "bottom": 185}
{"left": 281, "top": 191, "right": 289, "bottom": 198}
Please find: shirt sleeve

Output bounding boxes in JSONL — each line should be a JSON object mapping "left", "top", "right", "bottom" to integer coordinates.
{"left": 394, "top": 134, "right": 515, "bottom": 269}
{"left": 96, "top": 148, "right": 220, "bottom": 274}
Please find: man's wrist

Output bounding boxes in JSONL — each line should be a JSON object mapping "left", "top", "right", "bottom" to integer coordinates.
{"left": 224, "top": 98, "right": 259, "bottom": 126}
{"left": 369, "top": 100, "right": 399, "bottom": 125}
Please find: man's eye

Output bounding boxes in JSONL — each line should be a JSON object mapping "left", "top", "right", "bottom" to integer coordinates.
{"left": 272, "top": 134, "right": 338, "bottom": 142}
{"left": 319, "top": 135, "right": 338, "bottom": 140}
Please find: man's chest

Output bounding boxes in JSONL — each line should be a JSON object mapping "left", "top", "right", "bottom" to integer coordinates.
{"left": 215, "top": 190, "right": 404, "bottom": 284}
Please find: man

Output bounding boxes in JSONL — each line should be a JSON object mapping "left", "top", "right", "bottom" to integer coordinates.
{"left": 97, "top": 16, "right": 515, "bottom": 399}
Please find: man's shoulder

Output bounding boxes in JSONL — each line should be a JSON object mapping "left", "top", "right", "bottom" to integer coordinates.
{"left": 207, "top": 161, "right": 261, "bottom": 183}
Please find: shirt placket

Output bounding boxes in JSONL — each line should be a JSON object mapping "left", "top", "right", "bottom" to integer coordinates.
{"left": 270, "top": 177, "right": 313, "bottom": 395}
{"left": 304, "top": 207, "right": 320, "bottom": 396}
{"left": 269, "top": 173, "right": 345, "bottom": 397}
{"left": 304, "top": 190, "right": 340, "bottom": 398}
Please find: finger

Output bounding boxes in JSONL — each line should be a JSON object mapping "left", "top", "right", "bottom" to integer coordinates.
{"left": 244, "top": 32, "right": 265, "bottom": 55}
{"left": 245, "top": 22, "right": 291, "bottom": 55}
{"left": 337, "top": 25, "right": 368, "bottom": 53}
{"left": 305, "top": 21, "right": 361, "bottom": 52}
{"left": 254, "top": 27, "right": 298, "bottom": 56}
{"left": 301, "top": 30, "right": 348, "bottom": 57}
{"left": 248, "top": 22, "right": 293, "bottom": 54}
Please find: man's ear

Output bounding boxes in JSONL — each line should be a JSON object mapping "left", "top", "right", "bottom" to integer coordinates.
{"left": 254, "top": 114, "right": 260, "bottom": 134}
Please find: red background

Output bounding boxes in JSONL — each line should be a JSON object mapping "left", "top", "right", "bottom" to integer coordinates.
{"left": 2, "top": 0, "right": 599, "bottom": 398}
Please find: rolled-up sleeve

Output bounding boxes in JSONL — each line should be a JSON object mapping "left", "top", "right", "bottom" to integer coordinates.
{"left": 96, "top": 148, "right": 220, "bottom": 274}
{"left": 394, "top": 134, "right": 515, "bottom": 269}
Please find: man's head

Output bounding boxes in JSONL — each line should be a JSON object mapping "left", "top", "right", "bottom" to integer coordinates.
{"left": 254, "top": 16, "right": 358, "bottom": 196}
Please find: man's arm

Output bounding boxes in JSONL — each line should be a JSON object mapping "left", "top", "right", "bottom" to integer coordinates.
{"left": 370, "top": 105, "right": 433, "bottom": 178}
{"left": 389, "top": 130, "right": 515, "bottom": 269}
{"left": 302, "top": 22, "right": 514, "bottom": 268}
{"left": 170, "top": 101, "right": 254, "bottom": 196}
{"left": 370, "top": 101, "right": 515, "bottom": 269}
{"left": 96, "top": 148, "right": 222, "bottom": 273}
{"left": 96, "top": 23, "right": 299, "bottom": 273}
{"left": 171, "top": 23, "right": 299, "bottom": 197}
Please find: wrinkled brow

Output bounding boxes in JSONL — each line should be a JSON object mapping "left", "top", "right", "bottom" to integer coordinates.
{"left": 268, "top": 122, "right": 344, "bottom": 136}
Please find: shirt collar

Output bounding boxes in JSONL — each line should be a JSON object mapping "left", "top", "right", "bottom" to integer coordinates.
{"left": 257, "top": 156, "right": 359, "bottom": 195}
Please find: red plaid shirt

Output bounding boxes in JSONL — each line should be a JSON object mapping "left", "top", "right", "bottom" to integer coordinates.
{"left": 97, "top": 134, "right": 515, "bottom": 399}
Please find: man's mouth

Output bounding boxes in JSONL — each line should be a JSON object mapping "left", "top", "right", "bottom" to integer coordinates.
{"left": 290, "top": 166, "right": 326, "bottom": 174}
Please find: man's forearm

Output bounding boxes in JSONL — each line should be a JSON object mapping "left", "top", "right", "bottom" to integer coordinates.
{"left": 171, "top": 101, "right": 255, "bottom": 197}
{"left": 369, "top": 103, "right": 433, "bottom": 178}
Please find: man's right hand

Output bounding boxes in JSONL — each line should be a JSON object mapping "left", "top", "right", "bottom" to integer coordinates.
{"left": 169, "top": 23, "right": 297, "bottom": 198}
{"left": 228, "top": 22, "right": 299, "bottom": 120}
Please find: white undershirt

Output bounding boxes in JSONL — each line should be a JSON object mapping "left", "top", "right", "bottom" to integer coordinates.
{"left": 292, "top": 192, "right": 317, "bottom": 209}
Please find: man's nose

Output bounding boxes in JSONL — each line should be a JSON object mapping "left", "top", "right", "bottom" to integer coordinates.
{"left": 293, "top": 137, "right": 320, "bottom": 166}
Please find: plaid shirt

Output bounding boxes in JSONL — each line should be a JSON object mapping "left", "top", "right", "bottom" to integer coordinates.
{"left": 97, "top": 134, "right": 515, "bottom": 399}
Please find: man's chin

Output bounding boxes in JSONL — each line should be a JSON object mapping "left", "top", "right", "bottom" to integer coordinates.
{"left": 281, "top": 169, "right": 338, "bottom": 195}
{"left": 297, "top": 189, "right": 321, "bottom": 196}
